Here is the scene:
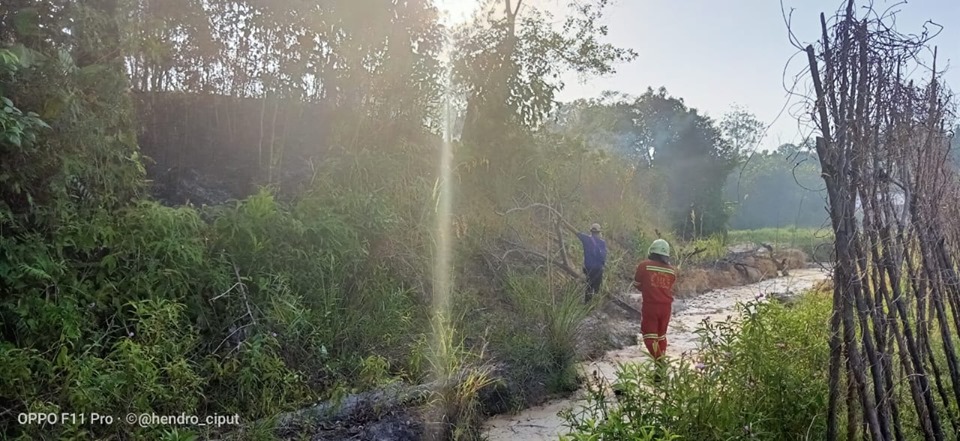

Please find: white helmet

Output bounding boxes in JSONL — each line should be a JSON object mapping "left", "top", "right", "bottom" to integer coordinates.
{"left": 649, "top": 239, "right": 670, "bottom": 257}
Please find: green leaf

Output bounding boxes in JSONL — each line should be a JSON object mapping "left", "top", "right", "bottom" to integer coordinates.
{"left": 8, "top": 133, "right": 22, "bottom": 147}
{"left": 0, "top": 50, "right": 16, "bottom": 67}
{"left": 55, "top": 345, "right": 71, "bottom": 367}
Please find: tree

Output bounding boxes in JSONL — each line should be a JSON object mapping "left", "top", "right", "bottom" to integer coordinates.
{"left": 719, "top": 109, "right": 828, "bottom": 230}
{"left": 123, "top": 0, "right": 444, "bottom": 134}
{"left": 1, "top": 1, "right": 145, "bottom": 221}
{"left": 720, "top": 106, "right": 764, "bottom": 154}
{"left": 552, "top": 88, "right": 739, "bottom": 238}
{"left": 550, "top": 91, "right": 651, "bottom": 164}
{"left": 722, "top": 106, "right": 764, "bottom": 218}
{"left": 645, "top": 91, "right": 738, "bottom": 238}
{"left": 452, "top": 0, "right": 636, "bottom": 151}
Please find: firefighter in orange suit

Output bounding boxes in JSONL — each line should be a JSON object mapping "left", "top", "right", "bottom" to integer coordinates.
{"left": 634, "top": 239, "right": 676, "bottom": 382}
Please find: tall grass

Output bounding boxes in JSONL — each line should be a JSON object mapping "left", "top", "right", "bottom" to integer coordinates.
{"left": 454, "top": 272, "right": 595, "bottom": 414}
{"left": 505, "top": 274, "right": 594, "bottom": 394}
{"left": 423, "top": 315, "right": 499, "bottom": 441}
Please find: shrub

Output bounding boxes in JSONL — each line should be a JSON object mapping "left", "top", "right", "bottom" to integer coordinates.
{"left": 0, "top": 187, "right": 423, "bottom": 438}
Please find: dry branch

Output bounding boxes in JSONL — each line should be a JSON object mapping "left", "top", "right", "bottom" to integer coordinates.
{"left": 679, "top": 247, "right": 707, "bottom": 261}
{"left": 498, "top": 238, "right": 582, "bottom": 279}
{"left": 495, "top": 202, "right": 643, "bottom": 318}
{"left": 495, "top": 202, "right": 584, "bottom": 279}
{"left": 495, "top": 202, "right": 570, "bottom": 226}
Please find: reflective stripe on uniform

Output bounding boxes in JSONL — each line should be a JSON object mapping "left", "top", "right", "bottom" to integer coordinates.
{"left": 642, "top": 333, "right": 660, "bottom": 340}
{"left": 646, "top": 266, "right": 675, "bottom": 275}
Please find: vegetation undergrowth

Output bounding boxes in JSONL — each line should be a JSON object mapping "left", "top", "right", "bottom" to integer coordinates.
{"left": 562, "top": 292, "right": 832, "bottom": 440}
{"left": 0, "top": 1, "right": 841, "bottom": 439}
{"left": 422, "top": 315, "right": 498, "bottom": 441}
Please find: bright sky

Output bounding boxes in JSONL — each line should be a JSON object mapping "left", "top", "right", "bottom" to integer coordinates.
{"left": 436, "top": 0, "right": 960, "bottom": 150}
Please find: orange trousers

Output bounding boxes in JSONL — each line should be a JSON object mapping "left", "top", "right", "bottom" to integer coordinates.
{"left": 641, "top": 303, "right": 672, "bottom": 359}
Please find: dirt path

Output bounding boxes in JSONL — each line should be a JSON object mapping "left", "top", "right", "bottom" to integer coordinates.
{"left": 481, "top": 268, "right": 830, "bottom": 441}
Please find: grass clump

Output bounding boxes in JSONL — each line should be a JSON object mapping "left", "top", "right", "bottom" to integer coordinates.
{"left": 458, "top": 272, "right": 595, "bottom": 413}
{"left": 422, "top": 315, "right": 499, "bottom": 441}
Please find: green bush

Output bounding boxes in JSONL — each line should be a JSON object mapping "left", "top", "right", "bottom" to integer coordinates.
{"left": 562, "top": 292, "right": 831, "bottom": 440}
{"left": 0, "top": 186, "right": 429, "bottom": 438}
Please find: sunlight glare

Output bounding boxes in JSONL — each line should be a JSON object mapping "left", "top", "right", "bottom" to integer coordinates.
{"left": 426, "top": 25, "right": 459, "bottom": 440}
{"left": 435, "top": 0, "right": 479, "bottom": 24}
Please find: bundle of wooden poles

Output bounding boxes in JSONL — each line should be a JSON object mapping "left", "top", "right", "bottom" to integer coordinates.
{"left": 806, "top": 1, "right": 960, "bottom": 439}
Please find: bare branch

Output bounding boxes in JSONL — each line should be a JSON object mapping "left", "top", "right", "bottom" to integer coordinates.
{"left": 499, "top": 240, "right": 582, "bottom": 280}
{"left": 498, "top": 202, "right": 570, "bottom": 225}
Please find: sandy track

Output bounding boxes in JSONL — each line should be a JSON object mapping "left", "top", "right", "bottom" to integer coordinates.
{"left": 481, "top": 268, "right": 830, "bottom": 440}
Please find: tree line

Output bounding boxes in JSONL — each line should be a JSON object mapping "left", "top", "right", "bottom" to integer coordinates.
{"left": 3, "top": 1, "right": 827, "bottom": 236}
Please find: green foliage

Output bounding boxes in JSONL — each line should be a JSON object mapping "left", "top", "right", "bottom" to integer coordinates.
{"left": 675, "top": 235, "right": 727, "bottom": 268}
{"left": 553, "top": 88, "right": 739, "bottom": 238}
{"left": 1, "top": 0, "right": 787, "bottom": 439}
{"left": 562, "top": 293, "right": 832, "bottom": 440}
{"left": 1, "top": 199, "right": 280, "bottom": 438}
{"left": 719, "top": 106, "right": 764, "bottom": 153}
{"left": 0, "top": 185, "right": 434, "bottom": 438}
{"left": 205, "top": 188, "right": 422, "bottom": 390}
{"left": 0, "top": 47, "right": 50, "bottom": 215}
{"left": 1, "top": 7, "right": 145, "bottom": 223}
{"left": 454, "top": 0, "right": 636, "bottom": 147}
{"left": 0, "top": 62, "right": 49, "bottom": 149}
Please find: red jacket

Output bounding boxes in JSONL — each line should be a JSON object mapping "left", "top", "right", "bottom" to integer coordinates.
{"left": 634, "top": 259, "right": 677, "bottom": 305}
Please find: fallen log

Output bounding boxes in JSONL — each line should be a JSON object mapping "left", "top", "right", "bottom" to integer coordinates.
{"left": 610, "top": 295, "right": 642, "bottom": 320}
{"left": 275, "top": 382, "right": 429, "bottom": 432}
{"left": 760, "top": 243, "right": 790, "bottom": 276}
{"left": 274, "top": 368, "right": 488, "bottom": 433}
{"left": 718, "top": 244, "right": 792, "bottom": 277}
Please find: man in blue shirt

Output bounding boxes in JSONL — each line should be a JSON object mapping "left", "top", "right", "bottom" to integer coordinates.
{"left": 564, "top": 222, "right": 608, "bottom": 303}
